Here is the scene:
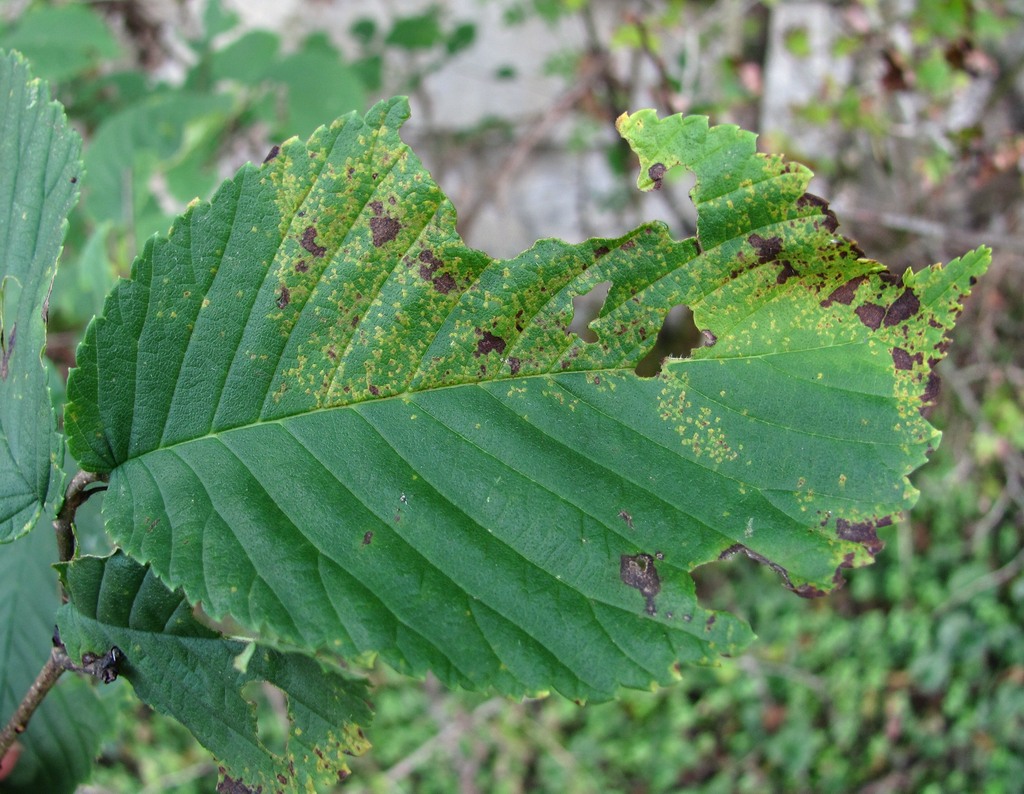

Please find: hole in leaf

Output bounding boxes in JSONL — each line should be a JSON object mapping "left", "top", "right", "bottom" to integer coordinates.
{"left": 568, "top": 280, "right": 612, "bottom": 343}
{"left": 691, "top": 552, "right": 780, "bottom": 623}
{"left": 241, "top": 681, "right": 290, "bottom": 757}
{"left": 635, "top": 304, "right": 704, "bottom": 377}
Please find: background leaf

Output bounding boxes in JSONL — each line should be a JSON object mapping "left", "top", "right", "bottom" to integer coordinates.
{"left": 0, "top": 51, "right": 81, "bottom": 542}
{"left": 0, "top": 518, "right": 109, "bottom": 793}
{"left": 0, "top": 6, "right": 122, "bottom": 84}
{"left": 81, "top": 91, "right": 229, "bottom": 247}
{"left": 56, "top": 552, "right": 372, "bottom": 793}
{"left": 65, "top": 98, "right": 988, "bottom": 701}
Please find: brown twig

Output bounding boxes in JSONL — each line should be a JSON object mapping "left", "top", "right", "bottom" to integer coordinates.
{"left": 457, "top": 58, "right": 603, "bottom": 236}
{"left": 1, "top": 465, "right": 119, "bottom": 767}
{"left": 630, "top": 13, "right": 678, "bottom": 114}
{"left": 838, "top": 206, "right": 1024, "bottom": 252}
{"left": 54, "top": 469, "right": 109, "bottom": 564}
{"left": 0, "top": 648, "right": 66, "bottom": 760}
{"left": 0, "top": 637, "right": 125, "bottom": 760}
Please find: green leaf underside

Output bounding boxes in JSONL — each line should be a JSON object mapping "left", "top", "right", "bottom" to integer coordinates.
{"left": 0, "top": 517, "right": 107, "bottom": 794}
{"left": 57, "top": 552, "right": 372, "bottom": 792}
{"left": 65, "top": 97, "right": 989, "bottom": 700}
{"left": 0, "top": 51, "right": 81, "bottom": 542}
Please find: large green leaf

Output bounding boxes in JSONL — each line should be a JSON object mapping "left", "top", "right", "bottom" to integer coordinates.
{"left": 0, "top": 51, "right": 81, "bottom": 542}
{"left": 56, "top": 552, "right": 372, "bottom": 792}
{"left": 0, "top": 516, "right": 108, "bottom": 793}
{"left": 65, "top": 97, "right": 989, "bottom": 701}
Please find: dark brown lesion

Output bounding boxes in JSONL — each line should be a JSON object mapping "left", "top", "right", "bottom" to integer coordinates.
{"left": 836, "top": 516, "right": 888, "bottom": 555}
{"left": 369, "top": 216, "right": 401, "bottom": 247}
{"left": 301, "top": 226, "right": 327, "bottom": 258}
{"left": 820, "top": 275, "right": 867, "bottom": 307}
{"left": 748, "top": 233, "right": 783, "bottom": 264}
{"left": 474, "top": 329, "right": 506, "bottom": 357}
{"left": 648, "top": 162, "right": 667, "bottom": 190}
{"left": 718, "top": 543, "right": 826, "bottom": 598}
{"left": 276, "top": 285, "right": 291, "bottom": 310}
{"left": 0, "top": 322, "right": 15, "bottom": 380}
{"left": 620, "top": 553, "right": 661, "bottom": 615}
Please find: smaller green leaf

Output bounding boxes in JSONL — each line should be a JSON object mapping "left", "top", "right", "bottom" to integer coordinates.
{"left": 350, "top": 18, "right": 378, "bottom": 44}
{"left": 0, "top": 6, "right": 122, "bottom": 83}
{"left": 0, "top": 51, "right": 81, "bottom": 542}
{"left": 57, "top": 552, "right": 373, "bottom": 793}
{"left": 50, "top": 223, "right": 116, "bottom": 329}
{"left": 82, "top": 91, "right": 229, "bottom": 242}
{"left": 0, "top": 516, "right": 108, "bottom": 794}
{"left": 270, "top": 41, "right": 366, "bottom": 140}
{"left": 199, "top": 0, "right": 239, "bottom": 43}
{"left": 209, "top": 30, "right": 280, "bottom": 86}
{"left": 446, "top": 23, "right": 477, "bottom": 56}
{"left": 386, "top": 10, "right": 444, "bottom": 50}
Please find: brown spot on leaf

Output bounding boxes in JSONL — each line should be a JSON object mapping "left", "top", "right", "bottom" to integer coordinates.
{"left": 836, "top": 517, "right": 885, "bottom": 555}
{"left": 418, "top": 249, "right": 443, "bottom": 278}
{"left": 433, "top": 273, "right": 456, "bottom": 294}
{"left": 776, "top": 261, "right": 798, "bottom": 284}
{"left": 821, "top": 276, "right": 866, "bottom": 307}
{"left": 295, "top": 259, "right": 308, "bottom": 273}
{"left": 368, "top": 385, "right": 380, "bottom": 396}
{"left": 719, "top": 543, "right": 792, "bottom": 585}
{"left": 216, "top": 772, "right": 257, "bottom": 794}
{"left": 276, "top": 285, "right": 290, "bottom": 309}
{"left": 594, "top": 245, "right": 609, "bottom": 258}
{"left": 648, "top": 162, "right": 667, "bottom": 190}
{"left": 705, "top": 615, "right": 717, "bottom": 631}
{"left": 748, "top": 233, "right": 783, "bottom": 264}
{"left": 362, "top": 531, "right": 373, "bottom": 546}
{"left": 793, "top": 583, "right": 827, "bottom": 598}
{"left": 70, "top": 175, "right": 78, "bottom": 184}
{"left": 620, "top": 553, "right": 661, "bottom": 615}
{"left": 474, "top": 330, "right": 506, "bottom": 357}
{"left": 891, "top": 347, "right": 915, "bottom": 370}
{"left": 0, "top": 323, "right": 15, "bottom": 380}
{"left": 796, "top": 192, "right": 839, "bottom": 232}
{"left": 507, "top": 356, "right": 521, "bottom": 375}
{"left": 369, "top": 200, "right": 383, "bottom": 215}
{"left": 263, "top": 145, "right": 280, "bottom": 163}
{"left": 920, "top": 372, "right": 941, "bottom": 414}
{"left": 619, "top": 510, "right": 634, "bottom": 529}
{"left": 883, "top": 288, "right": 921, "bottom": 326}
{"left": 855, "top": 303, "right": 885, "bottom": 329}
{"left": 370, "top": 216, "right": 401, "bottom": 247}
{"left": 418, "top": 249, "right": 456, "bottom": 293}
{"left": 302, "top": 226, "right": 327, "bottom": 258}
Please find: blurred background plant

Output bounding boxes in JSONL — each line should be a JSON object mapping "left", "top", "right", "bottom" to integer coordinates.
{"left": 0, "top": 0, "right": 1020, "bottom": 791}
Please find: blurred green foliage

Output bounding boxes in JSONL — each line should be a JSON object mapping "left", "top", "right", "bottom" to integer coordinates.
{"left": 0, "top": 0, "right": 475, "bottom": 330}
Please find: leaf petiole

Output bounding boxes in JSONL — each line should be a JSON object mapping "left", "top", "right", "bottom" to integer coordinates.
{"left": 53, "top": 469, "right": 108, "bottom": 564}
